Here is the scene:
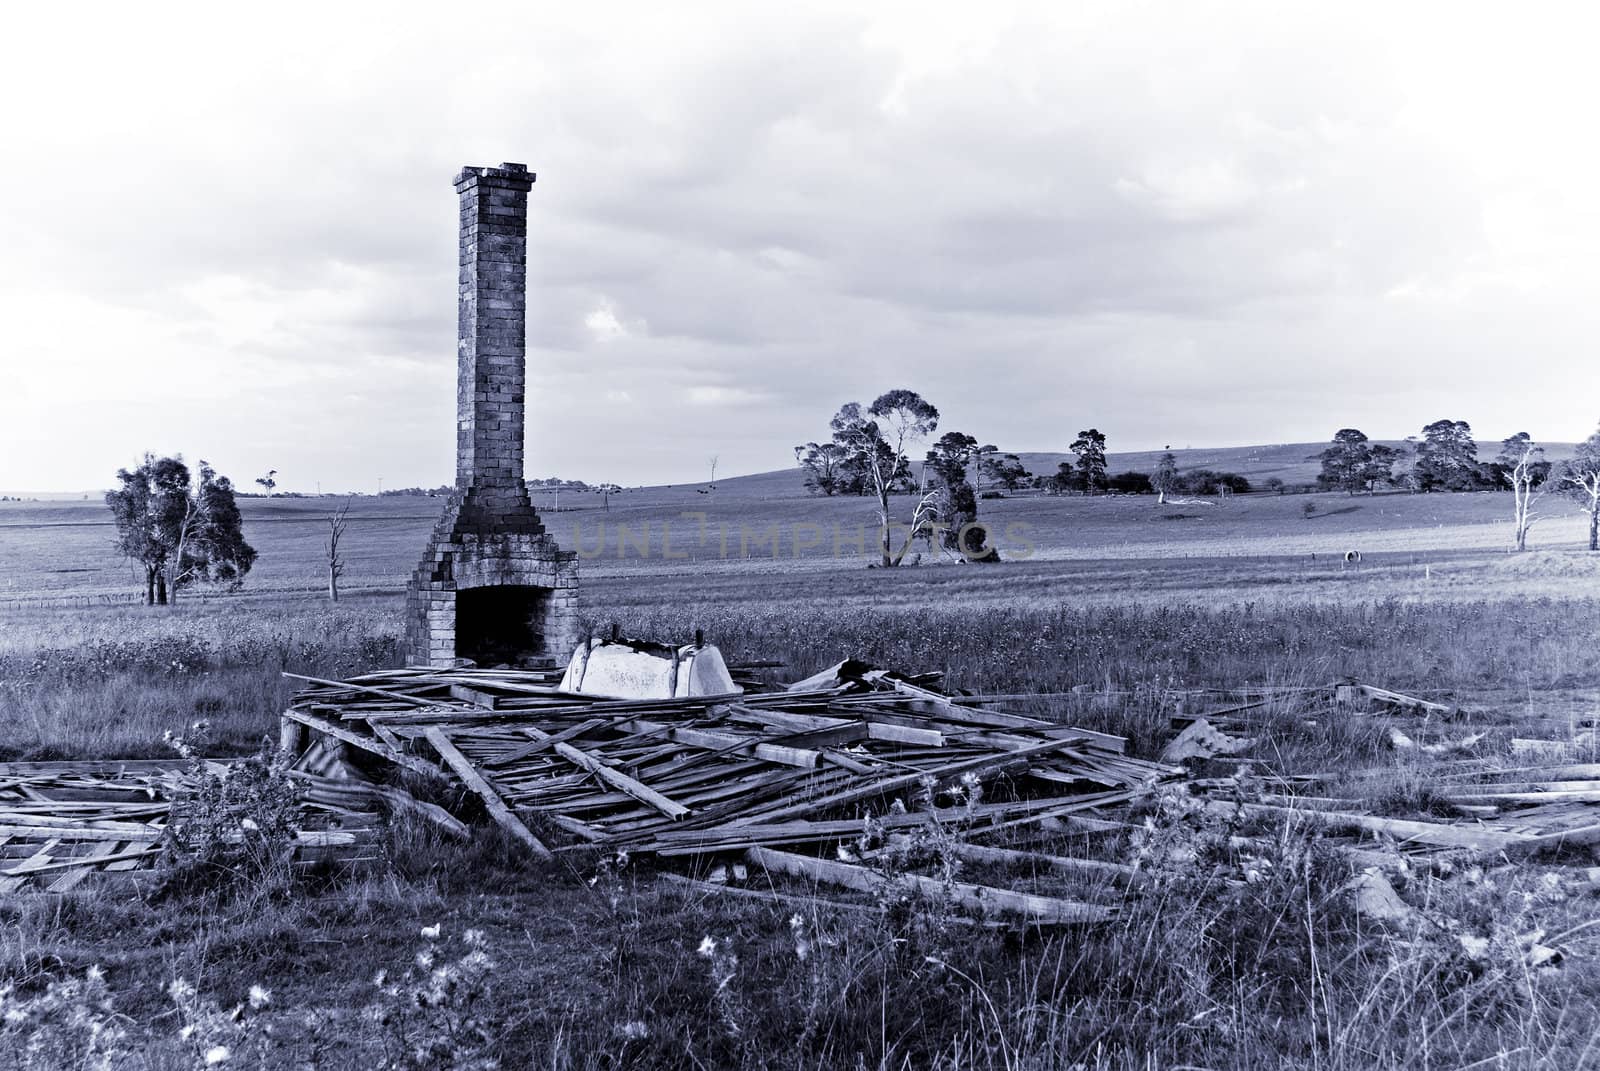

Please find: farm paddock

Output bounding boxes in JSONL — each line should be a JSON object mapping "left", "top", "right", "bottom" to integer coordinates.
{"left": 2, "top": 531, "right": 1599, "bottom": 1067}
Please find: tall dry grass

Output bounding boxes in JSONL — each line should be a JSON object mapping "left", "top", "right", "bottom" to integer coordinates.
{"left": 3, "top": 593, "right": 1596, "bottom": 758}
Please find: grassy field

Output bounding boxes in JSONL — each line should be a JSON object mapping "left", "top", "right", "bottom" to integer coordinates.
{"left": 2, "top": 476, "right": 1599, "bottom": 1067}
{"left": 3, "top": 475, "right": 1595, "bottom": 605}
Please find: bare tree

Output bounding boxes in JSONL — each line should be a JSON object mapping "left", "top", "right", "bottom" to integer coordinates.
{"left": 1501, "top": 434, "right": 1548, "bottom": 551}
{"left": 1562, "top": 424, "right": 1600, "bottom": 551}
{"left": 326, "top": 498, "right": 352, "bottom": 602}
{"left": 708, "top": 455, "right": 718, "bottom": 490}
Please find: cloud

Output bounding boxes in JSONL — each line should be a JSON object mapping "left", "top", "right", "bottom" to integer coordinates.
{"left": 1, "top": 1, "right": 1597, "bottom": 491}
{"left": 684, "top": 385, "right": 770, "bottom": 406}
{"left": 583, "top": 304, "right": 633, "bottom": 343}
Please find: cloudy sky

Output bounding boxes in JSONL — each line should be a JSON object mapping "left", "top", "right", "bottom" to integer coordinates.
{"left": 2, "top": 1, "right": 1597, "bottom": 493}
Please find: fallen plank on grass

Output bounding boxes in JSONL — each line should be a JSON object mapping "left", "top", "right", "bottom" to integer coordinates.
{"left": 1356, "top": 684, "right": 1456, "bottom": 716}
{"left": 883, "top": 836, "right": 1139, "bottom": 884}
{"left": 422, "top": 728, "right": 552, "bottom": 860}
{"left": 1202, "top": 799, "right": 1532, "bottom": 853}
{"left": 746, "top": 845, "right": 1114, "bottom": 924}
{"left": 658, "top": 872, "right": 879, "bottom": 915}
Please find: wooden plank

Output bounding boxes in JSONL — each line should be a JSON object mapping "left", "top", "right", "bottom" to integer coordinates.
{"left": 658, "top": 872, "right": 878, "bottom": 915}
{"left": 422, "top": 728, "right": 552, "bottom": 859}
{"left": 0, "top": 760, "right": 192, "bottom": 777}
{"left": 1357, "top": 684, "right": 1454, "bottom": 716}
{"left": 544, "top": 813, "right": 607, "bottom": 842}
{"left": 36, "top": 843, "right": 155, "bottom": 882}
{"left": 881, "top": 680, "right": 1055, "bottom": 728}
{"left": 449, "top": 684, "right": 504, "bottom": 709}
{"left": 737, "top": 736, "right": 1082, "bottom": 826}
{"left": 282, "top": 709, "right": 442, "bottom": 778}
{"left": 646, "top": 793, "right": 1133, "bottom": 856}
{"left": 969, "top": 726, "right": 1129, "bottom": 756}
{"left": 0, "top": 824, "right": 161, "bottom": 842}
{"left": 1202, "top": 800, "right": 1530, "bottom": 852}
{"left": 935, "top": 840, "right": 1139, "bottom": 883}
{"left": 1503, "top": 822, "right": 1600, "bottom": 859}
{"left": 282, "top": 672, "right": 443, "bottom": 707}
{"left": 523, "top": 730, "right": 691, "bottom": 821}
{"left": 373, "top": 785, "right": 469, "bottom": 840}
{"left": 485, "top": 719, "right": 608, "bottom": 767}
{"left": 1445, "top": 789, "right": 1600, "bottom": 804}
{"left": 620, "top": 719, "right": 823, "bottom": 769}
{"left": 821, "top": 750, "right": 873, "bottom": 774}
{"left": 4, "top": 838, "right": 62, "bottom": 877}
{"left": 864, "top": 721, "right": 944, "bottom": 747}
{"left": 746, "top": 846, "right": 1113, "bottom": 924}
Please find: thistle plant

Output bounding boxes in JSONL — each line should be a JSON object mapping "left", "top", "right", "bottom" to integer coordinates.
{"left": 160, "top": 725, "right": 301, "bottom": 900}
{"left": 367, "top": 925, "right": 500, "bottom": 1070}
{"left": 695, "top": 934, "right": 746, "bottom": 1041}
{"left": 167, "top": 977, "right": 274, "bottom": 1067}
{"left": 0, "top": 965, "right": 130, "bottom": 1071}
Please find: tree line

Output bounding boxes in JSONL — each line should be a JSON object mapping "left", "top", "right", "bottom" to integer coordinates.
{"left": 797, "top": 406, "right": 1251, "bottom": 502}
{"left": 1315, "top": 419, "right": 1600, "bottom": 551}
{"left": 794, "top": 392, "right": 1261, "bottom": 567}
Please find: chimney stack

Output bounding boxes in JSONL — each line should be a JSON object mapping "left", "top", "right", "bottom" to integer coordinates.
{"left": 454, "top": 163, "right": 534, "bottom": 504}
{"left": 404, "top": 162, "right": 579, "bottom": 668}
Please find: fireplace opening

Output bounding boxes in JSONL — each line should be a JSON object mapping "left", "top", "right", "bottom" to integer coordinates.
{"left": 456, "top": 585, "right": 553, "bottom": 668}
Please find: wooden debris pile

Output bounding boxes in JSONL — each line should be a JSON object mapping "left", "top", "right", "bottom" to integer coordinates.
{"left": 1170, "top": 681, "right": 1600, "bottom": 870}
{"left": 0, "top": 759, "right": 385, "bottom": 893}
{"left": 281, "top": 661, "right": 1181, "bottom": 922}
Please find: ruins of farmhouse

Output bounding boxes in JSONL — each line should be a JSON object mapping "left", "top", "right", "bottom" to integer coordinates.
{"left": 404, "top": 163, "right": 580, "bottom": 668}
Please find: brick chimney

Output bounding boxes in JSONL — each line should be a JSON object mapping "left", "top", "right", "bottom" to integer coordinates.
{"left": 404, "top": 163, "right": 580, "bottom": 668}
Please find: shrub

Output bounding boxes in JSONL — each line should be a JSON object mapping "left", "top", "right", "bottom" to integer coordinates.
{"left": 158, "top": 728, "right": 302, "bottom": 901}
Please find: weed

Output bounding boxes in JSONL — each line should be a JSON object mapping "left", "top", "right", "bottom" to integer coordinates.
{"left": 367, "top": 926, "right": 501, "bottom": 1070}
{"left": 157, "top": 727, "right": 301, "bottom": 904}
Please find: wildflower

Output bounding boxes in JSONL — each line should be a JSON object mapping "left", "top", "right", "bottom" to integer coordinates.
{"left": 204, "top": 1044, "right": 230, "bottom": 1064}
{"left": 168, "top": 978, "right": 197, "bottom": 1001}
{"left": 789, "top": 914, "right": 811, "bottom": 962}
{"left": 372, "top": 969, "right": 388, "bottom": 987}
{"left": 86, "top": 964, "right": 106, "bottom": 983}
{"left": 420, "top": 923, "right": 441, "bottom": 940}
{"left": 415, "top": 950, "right": 436, "bottom": 970}
{"left": 461, "top": 929, "right": 486, "bottom": 948}
{"left": 248, "top": 985, "right": 272, "bottom": 1009}
{"left": 697, "top": 936, "right": 718, "bottom": 958}
{"left": 616, "top": 1019, "right": 649, "bottom": 1041}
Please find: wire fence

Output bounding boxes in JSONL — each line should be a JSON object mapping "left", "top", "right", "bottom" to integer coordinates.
{"left": 0, "top": 583, "right": 407, "bottom": 612}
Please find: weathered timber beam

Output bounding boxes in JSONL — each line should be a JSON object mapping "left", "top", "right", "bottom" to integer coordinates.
{"left": 746, "top": 846, "right": 1114, "bottom": 924}
{"left": 422, "top": 728, "right": 552, "bottom": 859}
